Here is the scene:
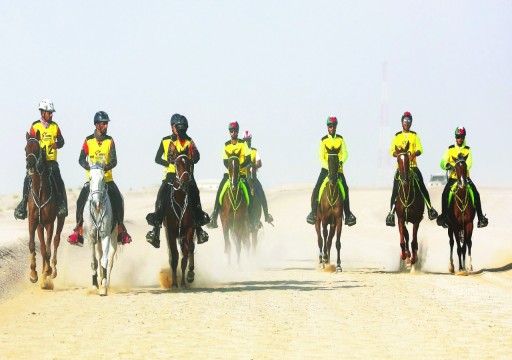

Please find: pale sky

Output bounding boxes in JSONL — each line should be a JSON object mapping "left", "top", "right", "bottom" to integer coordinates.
{"left": 2, "top": 1, "right": 510, "bottom": 196}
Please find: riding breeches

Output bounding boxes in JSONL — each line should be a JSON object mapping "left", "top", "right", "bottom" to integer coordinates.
{"left": 107, "top": 181, "right": 124, "bottom": 224}
{"left": 390, "top": 167, "right": 431, "bottom": 210}
{"left": 254, "top": 177, "right": 269, "bottom": 215}
{"left": 213, "top": 173, "right": 229, "bottom": 213}
{"left": 48, "top": 161, "right": 67, "bottom": 207}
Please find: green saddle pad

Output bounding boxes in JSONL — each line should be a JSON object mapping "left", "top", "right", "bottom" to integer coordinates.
{"left": 219, "top": 180, "right": 250, "bottom": 205}
{"left": 318, "top": 177, "right": 345, "bottom": 202}
{"left": 448, "top": 182, "right": 475, "bottom": 207}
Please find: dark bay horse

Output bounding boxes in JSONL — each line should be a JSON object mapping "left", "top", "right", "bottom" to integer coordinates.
{"left": 24, "top": 132, "right": 65, "bottom": 289}
{"left": 163, "top": 145, "right": 196, "bottom": 288}
{"left": 447, "top": 154, "right": 476, "bottom": 274}
{"left": 394, "top": 142, "right": 424, "bottom": 271}
{"left": 220, "top": 150, "right": 250, "bottom": 265}
{"left": 246, "top": 164, "right": 262, "bottom": 253}
{"left": 315, "top": 147, "right": 343, "bottom": 272}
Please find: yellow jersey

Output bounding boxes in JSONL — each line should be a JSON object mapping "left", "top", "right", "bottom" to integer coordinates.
{"left": 440, "top": 141, "right": 472, "bottom": 179}
{"left": 30, "top": 120, "right": 63, "bottom": 162}
{"left": 390, "top": 131, "right": 423, "bottom": 168}
{"left": 318, "top": 134, "right": 348, "bottom": 173}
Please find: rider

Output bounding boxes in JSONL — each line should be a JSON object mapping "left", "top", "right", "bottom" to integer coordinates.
{"left": 14, "top": 99, "right": 68, "bottom": 220}
{"left": 436, "top": 126, "right": 489, "bottom": 228}
{"left": 306, "top": 116, "right": 357, "bottom": 226}
{"left": 385, "top": 111, "right": 438, "bottom": 226}
{"left": 67, "top": 111, "right": 132, "bottom": 246}
{"left": 146, "top": 114, "right": 210, "bottom": 248}
{"left": 207, "top": 121, "right": 252, "bottom": 229}
{"left": 242, "top": 130, "right": 274, "bottom": 225}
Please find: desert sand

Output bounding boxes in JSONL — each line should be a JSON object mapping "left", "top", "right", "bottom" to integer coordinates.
{"left": 0, "top": 185, "right": 511, "bottom": 359}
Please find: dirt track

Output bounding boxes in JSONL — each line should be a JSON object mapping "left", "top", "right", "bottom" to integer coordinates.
{"left": 0, "top": 187, "right": 511, "bottom": 359}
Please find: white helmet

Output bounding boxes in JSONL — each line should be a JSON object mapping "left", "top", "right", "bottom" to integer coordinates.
{"left": 38, "top": 99, "right": 56, "bottom": 113}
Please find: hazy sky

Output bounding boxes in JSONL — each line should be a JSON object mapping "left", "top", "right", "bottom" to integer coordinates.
{"left": 2, "top": 1, "right": 510, "bottom": 196}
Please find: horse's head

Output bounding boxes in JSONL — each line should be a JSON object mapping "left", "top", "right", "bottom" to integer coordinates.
{"left": 89, "top": 164, "right": 107, "bottom": 212}
{"left": 453, "top": 153, "right": 469, "bottom": 189}
{"left": 25, "top": 131, "right": 44, "bottom": 175}
{"left": 326, "top": 146, "right": 340, "bottom": 185}
{"left": 226, "top": 149, "right": 241, "bottom": 191}
{"left": 395, "top": 141, "right": 411, "bottom": 183}
{"left": 171, "top": 145, "right": 191, "bottom": 192}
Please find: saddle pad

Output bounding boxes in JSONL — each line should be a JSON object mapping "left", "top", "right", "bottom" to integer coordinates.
{"left": 219, "top": 180, "right": 250, "bottom": 205}
{"left": 318, "top": 177, "right": 345, "bottom": 203}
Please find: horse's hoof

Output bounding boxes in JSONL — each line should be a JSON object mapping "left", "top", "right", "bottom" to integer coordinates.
{"left": 51, "top": 269, "right": 57, "bottom": 279}
{"left": 448, "top": 264, "right": 455, "bottom": 274}
{"left": 99, "top": 286, "right": 107, "bottom": 296}
{"left": 187, "top": 270, "right": 195, "bottom": 283}
{"left": 30, "top": 273, "right": 38, "bottom": 283}
{"left": 336, "top": 266, "right": 342, "bottom": 273}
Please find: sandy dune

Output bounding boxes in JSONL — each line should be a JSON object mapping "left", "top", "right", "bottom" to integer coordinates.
{"left": 0, "top": 185, "right": 511, "bottom": 359}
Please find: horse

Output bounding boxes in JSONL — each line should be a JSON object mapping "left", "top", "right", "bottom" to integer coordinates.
{"left": 24, "top": 132, "right": 65, "bottom": 289}
{"left": 394, "top": 141, "right": 425, "bottom": 271}
{"left": 447, "top": 153, "right": 476, "bottom": 274}
{"left": 245, "top": 164, "right": 262, "bottom": 253}
{"left": 314, "top": 146, "right": 344, "bottom": 272}
{"left": 162, "top": 145, "right": 196, "bottom": 288}
{"left": 83, "top": 164, "right": 117, "bottom": 296}
{"left": 219, "top": 149, "right": 250, "bottom": 265}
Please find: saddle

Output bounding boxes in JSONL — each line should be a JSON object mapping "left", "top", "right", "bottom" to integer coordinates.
{"left": 448, "top": 182, "right": 475, "bottom": 207}
{"left": 219, "top": 179, "right": 250, "bottom": 205}
{"left": 318, "top": 177, "right": 345, "bottom": 202}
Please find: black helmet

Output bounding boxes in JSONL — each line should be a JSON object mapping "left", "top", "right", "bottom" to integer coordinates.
{"left": 94, "top": 111, "right": 110, "bottom": 124}
{"left": 175, "top": 115, "right": 189, "bottom": 131}
{"left": 170, "top": 113, "right": 181, "bottom": 126}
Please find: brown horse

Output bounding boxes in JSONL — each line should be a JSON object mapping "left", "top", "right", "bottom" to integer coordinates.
{"left": 24, "top": 132, "right": 65, "bottom": 289}
{"left": 220, "top": 150, "right": 250, "bottom": 265}
{"left": 394, "top": 142, "right": 424, "bottom": 271}
{"left": 315, "top": 147, "right": 344, "bottom": 272}
{"left": 246, "top": 164, "right": 262, "bottom": 253}
{"left": 447, "top": 153, "right": 476, "bottom": 274}
{"left": 162, "top": 145, "right": 196, "bottom": 288}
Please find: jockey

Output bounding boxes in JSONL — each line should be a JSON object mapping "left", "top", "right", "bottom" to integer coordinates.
{"left": 145, "top": 114, "right": 210, "bottom": 248}
{"left": 207, "top": 121, "right": 253, "bottom": 229}
{"left": 436, "top": 126, "right": 488, "bottom": 228}
{"left": 14, "top": 99, "right": 68, "bottom": 220}
{"left": 67, "top": 111, "right": 132, "bottom": 246}
{"left": 385, "top": 111, "right": 438, "bottom": 226}
{"left": 242, "top": 130, "right": 274, "bottom": 225}
{"left": 306, "top": 116, "right": 357, "bottom": 226}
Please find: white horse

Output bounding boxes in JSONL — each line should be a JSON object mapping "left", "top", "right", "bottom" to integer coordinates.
{"left": 83, "top": 165, "right": 117, "bottom": 296}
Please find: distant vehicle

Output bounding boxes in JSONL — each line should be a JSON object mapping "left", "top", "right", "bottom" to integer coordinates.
{"left": 429, "top": 173, "right": 448, "bottom": 187}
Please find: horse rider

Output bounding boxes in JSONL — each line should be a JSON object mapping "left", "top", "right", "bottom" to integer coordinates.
{"left": 242, "top": 130, "right": 274, "bottom": 226}
{"left": 385, "top": 111, "right": 438, "bottom": 226}
{"left": 306, "top": 116, "right": 357, "bottom": 226}
{"left": 14, "top": 99, "right": 68, "bottom": 220}
{"left": 436, "top": 126, "right": 489, "bottom": 228}
{"left": 67, "top": 111, "right": 132, "bottom": 246}
{"left": 145, "top": 114, "right": 210, "bottom": 248}
{"left": 207, "top": 121, "right": 253, "bottom": 229}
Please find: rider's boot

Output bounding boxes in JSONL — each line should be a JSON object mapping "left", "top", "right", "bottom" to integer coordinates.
{"left": 14, "top": 176, "right": 29, "bottom": 220}
{"left": 196, "top": 227, "right": 209, "bottom": 244}
{"left": 207, "top": 207, "right": 219, "bottom": 229}
{"left": 264, "top": 212, "right": 274, "bottom": 224}
{"left": 386, "top": 207, "right": 395, "bottom": 227}
{"left": 345, "top": 212, "right": 357, "bottom": 226}
{"left": 68, "top": 223, "right": 84, "bottom": 247}
{"left": 117, "top": 223, "right": 132, "bottom": 245}
{"left": 477, "top": 215, "right": 489, "bottom": 228}
{"left": 427, "top": 206, "right": 439, "bottom": 221}
{"left": 146, "top": 223, "right": 161, "bottom": 248}
{"left": 196, "top": 204, "right": 211, "bottom": 227}
{"left": 306, "top": 201, "right": 318, "bottom": 225}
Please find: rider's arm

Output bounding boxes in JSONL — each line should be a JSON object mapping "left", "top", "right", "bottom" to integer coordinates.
{"left": 55, "top": 128, "right": 64, "bottom": 149}
{"left": 340, "top": 139, "right": 348, "bottom": 165}
{"left": 440, "top": 148, "right": 451, "bottom": 170}
{"left": 318, "top": 139, "right": 327, "bottom": 168}
{"left": 190, "top": 141, "right": 200, "bottom": 164}
{"left": 154, "top": 141, "right": 168, "bottom": 167}
{"left": 466, "top": 148, "right": 473, "bottom": 170}
{"left": 104, "top": 140, "right": 117, "bottom": 171}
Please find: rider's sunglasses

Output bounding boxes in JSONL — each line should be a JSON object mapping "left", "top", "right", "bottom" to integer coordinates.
{"left": 455, "top": 135, "right": 465, "bottom": 139}
{"left": 402, "top": 118, "right": 412, "bottom": 123}
{"left": 229, "top": 130, "right": 238, "bottom": 133}
{"left": 327, "top": 124, "right": 335, "bottom": 129}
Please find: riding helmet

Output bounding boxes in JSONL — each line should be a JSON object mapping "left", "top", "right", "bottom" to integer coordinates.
{"left": 401, "top": 111, "right": 412, "bottom": 122}
{"left": 170, "top": 113, "right": 181, "bottom": 126}
{"left": 175, "top": 115, "right": 189, "bottom": 131}
{"left": 94, "top": 111, "right": 110, "bottom": 124}
{"left": 455, "top": 126, "right": 466, "bottom": 138}
{"left": 228, "top": 121, "right": 239, "bottom": 131}
{"left": 242, "top": 130, "right": 252, "bottom": 140}
{"left": 326, "top": 116, "right": 338, "bottom": 126}
{"left": 39, "top": 99, "right": 56, "bottom": 113}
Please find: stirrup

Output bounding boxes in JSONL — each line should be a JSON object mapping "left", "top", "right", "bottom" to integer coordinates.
{"left": 428, "top": 208, "right": 439, "bottom": 220}
{"left": 477, "top": 216, "right": 488, "bottom": 228}
{"left": 206, "top": 217, "right": 218, "bottom": 229}
{"left": 306, "top": 212, "right": 316, "bottom": 225}
{"left": 345, "top": 212, "right": 356, "bottom": 226}
{"left": 436, "top": 215, "right": 448, "bottom": 229}
{"left": 197, "top": 228, "right": 209, "bottom": 244}
{"left": 14, "top": 206, "right": 27, "bottom": 220}
{"left": 146, "top": 229, "right": 160, "bottom": 248}
{"left": 385, "top": 212, "right": 395, "bottom": 227}
{"left": 265, "top": 213, "right": 274, "bottom": 223}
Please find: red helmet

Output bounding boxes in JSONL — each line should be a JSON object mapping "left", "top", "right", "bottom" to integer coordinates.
{"left": 228, "top": 121, "right": 239, "bottom": 131}
{"left": 455, "top": 126, "right": 466, "bottom": 138}
{"left": 326, "top": 116, "right": 338, "bottom": 126}
{"left": 242, "top": 130, "right": 252, "bottom": 140}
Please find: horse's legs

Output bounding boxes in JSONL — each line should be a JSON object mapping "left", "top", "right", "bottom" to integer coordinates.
{"left": 315, "top": 222, "right": 323, "bottom": 265}
{"left": 455, "top": 231, "right": 464, "bottom": 271}
{"left": 410, "top": 222, "right": 419, "bottom": 265}
{"left": 325, "top": 224, "right": 335, "bottom": 264}
{"left": 51, "top": 217, "right": 64, "bottom": 279}
{"left": 187, "top": 245, "right": 195, "bottom": 284}
{"left": 166, "top": 231, "right": 179, "bottom": 288}
{"left": 466, "top": 224, "right": 473, "bottom": 272}
{"left": 335, "top": 220, "right": 342, "bottom": 272}
{"left": 36, "top": 225, "right": 49, "bottom": 280}
{"left": 91, "top": 242, "right": 99, "bottom": 289}
{"left": 448, "top": 228, "right": 455, "bottom": 273}
{"left": 28, "top": 223, "right": 38, "bottom": 283}
{"left": 44, "top": 223, "right": 55, "bottom": 277}
{"left": 398, "top": 221, "right": 407, "bottom": 261}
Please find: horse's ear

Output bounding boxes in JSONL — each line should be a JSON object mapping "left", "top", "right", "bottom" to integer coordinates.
{"left": 405, "top": 141, "right": 410, "bottom": 151}
{"left": 26, "top": 132, "right": 30, "bottom": 141}
{"left": 35, "top": 130, "right": 41, "bottom": 141}
{"left": 451, "top": 156, "right": 457, "bottom": 162}
{"left": 463, "top": 154, "right": 469, "bottom": 161}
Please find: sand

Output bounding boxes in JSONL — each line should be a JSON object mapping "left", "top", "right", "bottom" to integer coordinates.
{"left": 0, "top": 185, "right": 511, "bottom": 359}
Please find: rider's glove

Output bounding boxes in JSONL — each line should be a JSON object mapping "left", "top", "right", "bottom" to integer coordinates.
{"left": 445, "top": 163, "right": 454, "bottom": 171}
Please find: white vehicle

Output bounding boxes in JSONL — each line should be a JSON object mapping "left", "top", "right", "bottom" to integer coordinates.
{"left": 429, "top": 173, "right": 447, "bottom": 187}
